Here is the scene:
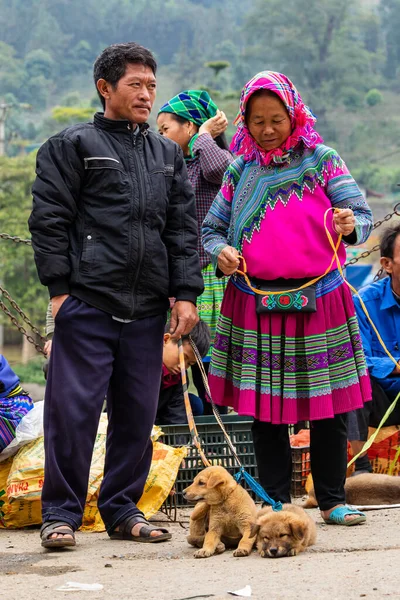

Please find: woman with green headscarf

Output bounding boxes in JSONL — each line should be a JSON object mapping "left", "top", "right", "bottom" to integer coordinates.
{"left": 157, "top": 90, "right": 233, "bottom": 414}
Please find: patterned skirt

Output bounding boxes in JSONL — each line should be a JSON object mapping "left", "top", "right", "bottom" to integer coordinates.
{"left": 208, "top": 270, "right": 371, "bottom": 424}
{"left": 197, "top": 263, "right": 227, "bottom": 360}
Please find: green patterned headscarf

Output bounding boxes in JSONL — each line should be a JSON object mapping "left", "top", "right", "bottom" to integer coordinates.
{"left": 158, "top": 90, "right": 218, "bottom": 125}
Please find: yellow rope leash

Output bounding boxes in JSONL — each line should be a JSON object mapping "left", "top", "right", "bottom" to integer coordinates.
{"left": 236, "top": 228, "right": 342, "bottom": 295}
{"left": 322, "top": 208, "right": 400, "bottom": 467}
{"left": 182, "top": 207, "right": 399, "bottom": 471}
{"left": 236, "top": 207, "right": 400, "bottom": 467}
{"left": 178, "top": 337, "right": 211, "bottom": 467}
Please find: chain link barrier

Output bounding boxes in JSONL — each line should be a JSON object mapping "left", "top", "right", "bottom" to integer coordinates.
{"left": 0, "top": 232, "right": 32, "bottom": 245}
{"left": 1, "top": 201, "right": 400, "bottom": 354}
{"left": 0, "top": 230, "right": 44, "bottom": 354}
{"left": 344, "top": 202, "right": 400, "bottom": 267}
{"left": 0, "top": 285, "right": 46, "bottom": 356}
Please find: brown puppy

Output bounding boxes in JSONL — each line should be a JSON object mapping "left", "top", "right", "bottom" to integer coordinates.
{"left": 304, "top": 473, "right": 400, "bottom": 508}
{"left": 183, "top": 466, "right": 257, "bottom": 559}
{"left": 251, "top": 504, "right": 317, "bottom": 558}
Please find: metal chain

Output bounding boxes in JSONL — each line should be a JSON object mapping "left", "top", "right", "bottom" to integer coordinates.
{"left": 0, "top": 232, "right": 44, "bottom": 354}
{"left": 0, "top": 284, "right": 46, "bottom": 355}
{"left": 0, "top": 201, "right": 399, "bottom": 349}
{"left": 0, "top": 232, "right": 32, "bottom": 245}
{"left": 344, "top": 243, "right": 381, "bottom": 267}
{"left": 0, "top": 300, "right": 45, "bottom": 355}
{"left": 371, "top": 202, "right": 400, "bottom": 231}
{"left": 344, "top": 202, "right": 400, "bottom": 267}
{"left": 0, "top": 285, "right": 45, "bottom": 341}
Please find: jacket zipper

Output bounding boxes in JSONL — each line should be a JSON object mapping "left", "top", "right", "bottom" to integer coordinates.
{"left": 129, "top": 129, "right": 147, "bottom": 316}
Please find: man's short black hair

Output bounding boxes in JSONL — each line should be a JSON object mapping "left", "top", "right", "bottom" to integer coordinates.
{"left": 165, "top": 319, "right": 211, "bottom": 359}
{"left": 380, "top": 222, "right": 400, "bottom": 259}
{"left": 93, "top": 42, "right": 157, "bottom": 110}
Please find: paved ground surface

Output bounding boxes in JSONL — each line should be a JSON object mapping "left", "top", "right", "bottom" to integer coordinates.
{"left": 1, "top": 506, "right": 400, "bottom": 600}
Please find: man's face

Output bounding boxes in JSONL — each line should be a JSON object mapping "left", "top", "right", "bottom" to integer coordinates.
{"left": 163, "top": 336, "right": 196, "bottom": 375}
{"left": 381, "top": 234, "right": 400, "bottom": 288}
{"left": 98, "top": 63, "right": 156, "bottom": 124}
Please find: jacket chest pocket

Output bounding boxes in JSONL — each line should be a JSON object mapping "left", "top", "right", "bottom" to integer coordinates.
{"left": 148, "top": 165, "right": 174, "bottom": 212}
{"left": 83, "top": 156, "right": 130, "bottom": 198}
{"left": 80, "top": 231, "right": 96, "bottom": 271}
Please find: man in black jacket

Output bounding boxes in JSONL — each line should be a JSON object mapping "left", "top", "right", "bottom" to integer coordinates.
{"left": 29, "top": 42, "right": 203, "bottom": 549}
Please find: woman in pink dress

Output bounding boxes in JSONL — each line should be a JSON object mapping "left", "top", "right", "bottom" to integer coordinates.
{"left": 202, "top": 71, "right": 373, "bottom": 525}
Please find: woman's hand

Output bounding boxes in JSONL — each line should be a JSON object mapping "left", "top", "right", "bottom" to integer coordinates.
{"left": 333, "top": 208, "right": 356, "bottom": 236}
{"left": 217, "top": 246, "right": 240, "bottom": 276}
{"left": 199, "top": 110, "right": 228, "bottom": 139}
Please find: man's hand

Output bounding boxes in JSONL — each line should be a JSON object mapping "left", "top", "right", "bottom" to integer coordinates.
{"left": 169, "top": 301, "right": 199, "bottom": 340}
{"left": 51, "top": 294, "right": 70, "bottom": 319}
{"left": 198, "top": 110, "right": 228, "bottom": 139}
{"left": 217, "top": 246, "right": 240, "bottom": 276}
{"left": 333, "top": 208, "right": 355, "bottom": 236}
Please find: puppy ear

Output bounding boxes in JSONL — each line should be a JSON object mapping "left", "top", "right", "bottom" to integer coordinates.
{"left": 289, "top": 519, "right": 305, "bottom": 541}
{"left": 206, "top": 473, "right": 225, "bottom": 488}
{"left": 250, "top": 523, "right": 260, "bottom": 538}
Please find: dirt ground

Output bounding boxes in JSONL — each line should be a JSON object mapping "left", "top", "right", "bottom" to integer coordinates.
{"left": 1, "top": 506, "right": 400, "bottom": 600}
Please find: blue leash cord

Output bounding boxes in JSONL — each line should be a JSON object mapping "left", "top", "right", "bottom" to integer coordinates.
{"left": 234, "top": 467, "right": 283, "bottom": 512}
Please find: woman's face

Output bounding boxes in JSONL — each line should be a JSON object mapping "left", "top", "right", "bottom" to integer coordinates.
{"left": 246, "top": 92, "right": 292, "bottom": 152}
{"left": 157, "top": 113, "right": 194, "bottom": 153}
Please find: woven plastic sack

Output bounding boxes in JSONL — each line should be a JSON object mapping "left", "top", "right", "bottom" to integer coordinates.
{"left": 1, "top": 416, "right": 185, "bottom": 530}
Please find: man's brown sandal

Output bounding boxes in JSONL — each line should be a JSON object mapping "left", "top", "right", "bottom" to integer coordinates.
{"left": 109, "top": 514, "right": 171, "bottom": 543}
{"left": 40, "top": 521, "right": 76, "bottom": 548}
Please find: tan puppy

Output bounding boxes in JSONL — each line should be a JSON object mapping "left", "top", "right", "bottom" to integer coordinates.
{"left": 251, "top": 504, "right": 317, "bottom": 558}
{"left": 304, "top": 473, "right": 400, "bottom": 508}
{"left": 183, "top": 466, "right": 257, "bottom": 559}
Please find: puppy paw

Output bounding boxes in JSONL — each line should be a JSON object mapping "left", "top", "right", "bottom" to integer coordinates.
{"left": 233, "top": 547, "right": 250, "bottom": 557}
{"left": 287, "top": 548, "right": 298, "bottom": 557}
{"left": 215, "top": 542, "right": 226, "bottom": 554}
{"left": 194, "top": 548, "right": 214, "bottom": 559}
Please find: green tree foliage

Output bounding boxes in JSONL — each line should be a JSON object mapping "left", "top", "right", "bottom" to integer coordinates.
{"left": 380, "top": 0, "right": 400, "bottom": 78}
{"left": 24, "top": 49, "right": 54, "bottom": 79}
{"left": 0, "top": 42, "right": 25, "bottom": 97}
{"left": 0, "top": 154, "right": 48, "bottom": 332}
{"left": 204, "top": 61, "right": 231, "bottom": 77}
{"left": 365, "top": 88, "right": 384, "bottom": 106}
{"left": 51, "top": 106, "right": 95, "bottom": 125}
{"left": 244, "top": 0, "right": 378, "bottom": 116}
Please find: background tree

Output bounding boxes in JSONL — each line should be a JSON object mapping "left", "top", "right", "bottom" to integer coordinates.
{"left": 0, "top": 153, "right": 48, "bottom": 334}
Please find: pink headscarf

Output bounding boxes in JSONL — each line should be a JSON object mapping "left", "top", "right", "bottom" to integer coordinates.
{"left": 231, "top": 71, "right": 323, "bottom": 166}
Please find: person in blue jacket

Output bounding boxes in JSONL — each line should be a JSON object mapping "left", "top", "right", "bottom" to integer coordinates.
{"left": 350, "top": 223, "right": 400, "bottom": 472}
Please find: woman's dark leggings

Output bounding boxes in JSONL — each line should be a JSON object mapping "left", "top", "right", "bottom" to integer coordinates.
{"left": 251, "top": 413, "right": 348, "bottom": 511}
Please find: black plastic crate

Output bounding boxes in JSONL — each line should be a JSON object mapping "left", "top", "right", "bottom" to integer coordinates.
{"left": 159, "top": 416, "right": 309, "bottom": 506}
{"left": 159, "top": 415, "right": 256, "bottom": 506}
